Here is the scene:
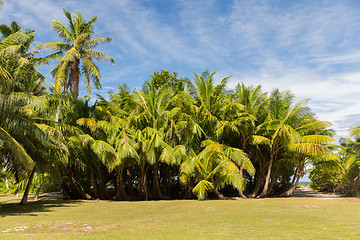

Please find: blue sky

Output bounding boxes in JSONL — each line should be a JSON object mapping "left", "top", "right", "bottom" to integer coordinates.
{"left": 1, "top": 0, "right": 360, "bottom": 139}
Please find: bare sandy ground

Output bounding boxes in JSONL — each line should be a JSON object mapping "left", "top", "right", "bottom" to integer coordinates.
{"left": 292, "top": 186, "right": 339, "bottom": 198}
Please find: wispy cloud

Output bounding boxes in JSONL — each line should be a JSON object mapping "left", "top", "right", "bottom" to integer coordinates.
{"left": 1, "top": 0, "right": 360, "bottom": 138}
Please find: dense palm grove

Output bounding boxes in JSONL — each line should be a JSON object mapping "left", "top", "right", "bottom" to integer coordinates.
{"left": 1, "top": 6, "right": 359, "bottom": 204}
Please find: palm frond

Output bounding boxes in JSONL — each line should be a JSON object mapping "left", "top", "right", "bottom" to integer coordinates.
{"left": 192, "top": 179, "right": 213, "bottom": 200}
{"left": 51, "top": 20, "right": 73, "bottom": 43}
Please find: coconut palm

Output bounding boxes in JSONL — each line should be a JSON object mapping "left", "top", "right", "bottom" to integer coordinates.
{"left": 35, "top": 9, "right": 115, "bottom": 98}
{"left": 252, "top": 90, "right": 335, "bottom": 197}
{"left": 180, "top": 140, "right": 254, "bottom": 200}
{"left": 0, "top": 27, "right": 44, "bottom": 95}
{"left": 215, "top": 83, "right": 269, "bottom": 198}
{"left": 0, "top": 93, "right": 67, "bottom": 204}
{"left": 336, "top": 127, "right": 360, "bottom": 197}
{"left": 67, "top": 133, "right": 116, "bottom": 199}
{"left": 77, "top": 105, "right": 139, "bottom": 200}
{"left": 129, "top": 128, "right": 173, "bottom": 200}
{"left": 0, "top": 21, "right": 22, "bottom": 39}
{"left": 0, "top": 31, "right": 30, "bottom": 89}
{"left": 127, "top": 82, "right": 179, "bottom": 199}
{"left": 189, "top": 71, "right": 233, "bottom": 140}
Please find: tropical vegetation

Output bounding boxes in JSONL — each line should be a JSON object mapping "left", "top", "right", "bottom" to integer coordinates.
{"left": 0, "top": 3, "right": 356, "bottom": 204}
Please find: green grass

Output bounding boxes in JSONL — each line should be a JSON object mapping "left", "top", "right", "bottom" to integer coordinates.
{"left": 0, "top": 194, "right": 360, "bottom": 239}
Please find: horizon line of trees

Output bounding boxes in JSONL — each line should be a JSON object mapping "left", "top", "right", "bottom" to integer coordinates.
{"left": 1, "top": 4, "right": 359, "bottom": 204}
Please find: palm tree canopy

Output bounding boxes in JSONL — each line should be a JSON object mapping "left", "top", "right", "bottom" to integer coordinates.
{"left": 35, "top": 9, "right": 115, "bottom": 98}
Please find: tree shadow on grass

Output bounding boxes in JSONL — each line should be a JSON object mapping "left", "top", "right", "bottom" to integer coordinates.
{"left": 0, "top": 199, "right": 82, "bottom": 218}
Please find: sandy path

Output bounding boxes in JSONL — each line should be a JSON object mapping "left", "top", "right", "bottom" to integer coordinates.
{"left": 292, "top": 186, "right": 339, "bottom": 198}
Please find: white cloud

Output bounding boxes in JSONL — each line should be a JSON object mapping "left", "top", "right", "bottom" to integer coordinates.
{"left": 2, "top": 0, "right": 360, "bottom": 139}
{"left": 221, "top": 60, "right": 360, "bottom": 138}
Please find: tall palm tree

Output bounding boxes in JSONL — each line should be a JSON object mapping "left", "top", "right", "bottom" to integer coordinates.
{"left": 77, "top": 105, "right": 139, "bottom": 201}
{"left": 35, "top": 9, "right": 115, "bottom": 98}
{"left": 127, "top": 82, "right": 178, "bottom": 199}
{"left": 217, "top": 83, "right": 268, "bottom": 198}
{"left": 252, "top": 90, "right": 335, "bottom": 197}
{"left": 0, "top": 93, "right": 67, "bottom": 204}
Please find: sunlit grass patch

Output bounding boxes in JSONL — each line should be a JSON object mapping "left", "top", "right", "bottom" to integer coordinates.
{"left": 0, "top": 195, "right": 359, "bottom": 239}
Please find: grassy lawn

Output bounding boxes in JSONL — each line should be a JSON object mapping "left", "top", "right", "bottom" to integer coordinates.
{"left": 0, "top": 195, "right": 360, "bottom": 239}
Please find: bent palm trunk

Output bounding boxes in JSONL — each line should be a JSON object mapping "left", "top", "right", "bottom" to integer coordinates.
{"left": 281, "top": 168, "right": 301, "bottom": 197}
{"left": 250, "top": 172, "right": 263, "bottom": 198}
{"left": 258, "top": 154, "right": 274, "bottom": 198}
{"left": 68, "top": 164, "right": 89, "bottom": 199}
{"left": 280, "top": 176, "right": 300, "bottom": 197}
{"left": 20, "top": 163, "right": 37, "bottom": 205}
{"left": 55, "top": 104, "right": 61, "bottom": 122}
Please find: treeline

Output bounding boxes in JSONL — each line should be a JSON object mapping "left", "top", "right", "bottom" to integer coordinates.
{"left": 1, "top": 6, "right": 358, "bottom": 204}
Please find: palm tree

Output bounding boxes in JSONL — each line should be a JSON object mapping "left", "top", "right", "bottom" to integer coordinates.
{"left": 252, "top": 90, "right": 335, "bottom": 197}
{"left": 336, "top": 127, "right": 360, "bottom": 197}
{"left": 0, "top": 93, "right": 67, "bottom": 204}
{"left": 67, "top": 133, "right": 116, "bottom": 199}
{"left": 216, "top": 83, "right": 269, "bottom": 198}
{"left": 35, "top": 9, "right": 115, "bottom": 98}
{"left": 0, "top": 21, "right": 22, "bottom": 39}
{"left": 189, "top": 71, "right": 232, "bottom": 140}
{"left": 127, "top": 82, "right": 178, "bottom": 199}
{"left": 77, "top": 105, "right": 139, "bottom": 200}
{"left": 0, "top": 31, "right": 31, "bottom": 89}
{"left": 0, "top": 27, "right": 44, "bottom": 95}
{"left": 180, "top": 140, "right": 254, "bottom": 200}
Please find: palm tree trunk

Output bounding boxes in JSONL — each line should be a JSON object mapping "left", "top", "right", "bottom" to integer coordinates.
{"left": 250, "top": 162, "right": 264, "bottom": 198}
{"left": 152, "top": 163, "right": 165, "bottom": 199}
{"left": 20, "top": 163, "right": 37, "bottom": 205}
{"left": 353, "top": 175, "right": 360, "bottom": 197}
{"left": 34, "top": 183, "right": 42, "bottom": 201}
{"left": 215, "top": 190, "right": 225, "bottom": 199}
{"left": 90, "top": 170, "right": 101, "bottom": 199}
{"left": 69, "top": 60, "right": 80, "bottom": 98}
{"left": 281, "top": 168, "right": 301, "bottom": 197}
{"left": 98, "top": 169, "right": 109, "bottom": 200}
{"left": 250, "top": 174, "right": 263, "bottom": 198}
{"left": 258, "top": 154, "right": 274, "bottom": 198}
{"left": 238, "top": 165, "right": 247, "bottom": 198}
{"left": 139, "top": 164, "right": 148, "bottom": 200}
{"left": 114, "top": 166, "right": 127, "bottom": 201}
{"left": 184, "top": 179, "right": 193, "bottom": 199}
{"left": 266, "top": 165, "right": 279, "bottom": 195}
{"left": 5, "top": 176, "right": 9, "bottom": 193}
{"left": 67, "top": 164, "right": 88, "bottom": 199}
